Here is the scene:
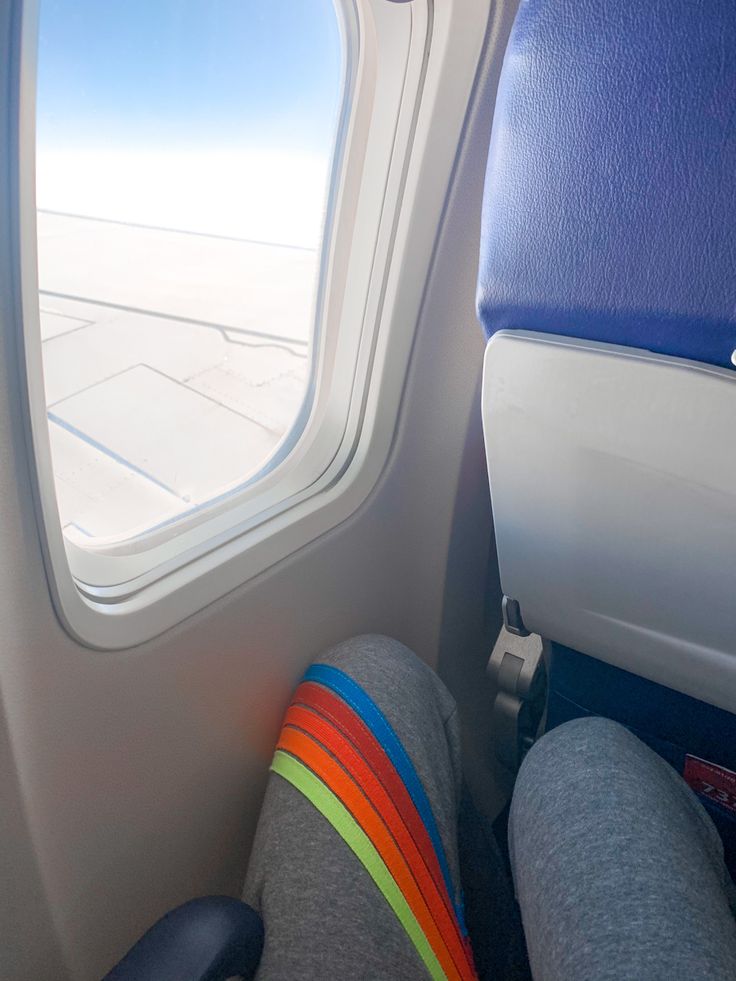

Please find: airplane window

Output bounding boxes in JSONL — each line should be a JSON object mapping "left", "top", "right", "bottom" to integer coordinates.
{"left": 35, "top": 0, "right": 342, "bottom": 546}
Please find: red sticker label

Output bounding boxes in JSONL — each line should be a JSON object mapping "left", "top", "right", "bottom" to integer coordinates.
{"left": 683, "top": 755, "right": 736, "bottom": 815}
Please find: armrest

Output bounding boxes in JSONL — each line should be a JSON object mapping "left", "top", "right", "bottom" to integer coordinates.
{"left": 102, "top": 896, "right": 264, "bottom": 981}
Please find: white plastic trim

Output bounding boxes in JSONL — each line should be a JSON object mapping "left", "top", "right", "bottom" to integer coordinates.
{"left": 482, "top": 330, "right": 736, "bottom": 713}
{"left": 14, "top": 0, "right": 494, "bottom": 648}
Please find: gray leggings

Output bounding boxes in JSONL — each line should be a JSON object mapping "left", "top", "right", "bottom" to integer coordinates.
{"left": 511, "top": 716, "right": 736, "bottom": 981}
{"left": 244, "top": 635, "right": 736, "bottom": 979}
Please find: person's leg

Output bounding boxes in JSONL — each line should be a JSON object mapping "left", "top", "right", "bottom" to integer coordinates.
{"left": 510, "top": 716, "right": 736, "bottom": 981}
{"left": 243, "top": 634, "right": 471, "bottom": 980}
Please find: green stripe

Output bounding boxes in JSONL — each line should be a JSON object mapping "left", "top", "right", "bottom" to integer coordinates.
{"left": 271, "top": 750, "right": 446, "bottom": 980}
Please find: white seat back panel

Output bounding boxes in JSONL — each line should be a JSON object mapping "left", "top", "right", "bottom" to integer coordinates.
{"left": 482, "top": 331, "right": 736, "bottom": 712}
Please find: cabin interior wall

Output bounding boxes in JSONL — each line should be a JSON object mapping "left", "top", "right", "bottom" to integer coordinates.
{"left": 0, "top": 1, "right": 517, "bottom": 977}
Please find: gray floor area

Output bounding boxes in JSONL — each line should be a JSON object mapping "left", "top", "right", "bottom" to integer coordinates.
{"left": 38, "top": 210, "right": 317, "bottom": 543}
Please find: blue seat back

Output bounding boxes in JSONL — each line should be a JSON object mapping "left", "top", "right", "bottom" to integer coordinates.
{"left": 477, "top": 0, "right": 736, "bottom": 368}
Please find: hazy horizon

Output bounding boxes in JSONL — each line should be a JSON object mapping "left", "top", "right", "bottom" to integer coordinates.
{"left": 36, "top": 0, "right": 342, "bottom": 248}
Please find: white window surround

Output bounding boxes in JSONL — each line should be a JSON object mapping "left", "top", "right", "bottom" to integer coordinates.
{"left": 13, "top": 0, "right": 493, "bottom": 650}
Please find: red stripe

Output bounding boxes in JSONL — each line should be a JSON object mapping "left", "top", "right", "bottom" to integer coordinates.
{"left": 285, "top": 704, "right": 476, "bottom": 979}
{"left": 277, "top": 726, "right": 464, "bottom": 981}
{"left": 294, "top": 682, "right": 474, "bottom": 969}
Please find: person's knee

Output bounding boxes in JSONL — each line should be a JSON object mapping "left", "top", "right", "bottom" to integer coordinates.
{"left": 313, "top": 633, "right": 457, "bottom": 730}
{"left": 321, "top": 632, "right": 416, "bottom": 668}
{"left": 318, "top": 633, "right": 430, "bottom": 694}
{"left": 509, "top": 716, "right": 712, "bottom": 875}
{"left": 515, "top": 716, "right": 647, "bottom": 803}
{"left": 531, "top": 715, "right": 635, "bottom": 763}
{"left": 510, "top": 717, "right": 658, "bottom": 859}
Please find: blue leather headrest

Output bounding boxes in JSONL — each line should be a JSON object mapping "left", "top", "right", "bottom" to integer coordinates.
{"left": 477, "top": 0, "right": 736, "bottom": 369}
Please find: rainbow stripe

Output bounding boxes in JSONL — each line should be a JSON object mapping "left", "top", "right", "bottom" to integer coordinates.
{"left": 270, "top": 664, "right": 477, "bottom": 981}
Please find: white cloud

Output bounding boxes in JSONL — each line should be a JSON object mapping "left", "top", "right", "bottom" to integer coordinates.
{"left": 36, "top": 146, "right": 330, "bottom": 250}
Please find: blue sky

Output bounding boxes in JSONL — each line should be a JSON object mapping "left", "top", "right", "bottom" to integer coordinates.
{"left": 36, "top": 0, "right": 343, "bottom": 153}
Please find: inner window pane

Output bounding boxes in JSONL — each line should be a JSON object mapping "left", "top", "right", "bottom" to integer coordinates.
{"left": 35, "top": 0, "right": 342, "bottom": 545}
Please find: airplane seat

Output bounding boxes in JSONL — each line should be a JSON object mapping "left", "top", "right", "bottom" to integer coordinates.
{"left": 477, "top": 0, "right": 736, "bottom": 866}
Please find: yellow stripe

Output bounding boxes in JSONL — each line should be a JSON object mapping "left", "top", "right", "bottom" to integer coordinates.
{"left": 271, "top": 750, "right": 447, "bottom": 980}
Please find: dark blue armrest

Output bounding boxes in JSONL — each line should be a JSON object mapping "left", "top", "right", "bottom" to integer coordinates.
{"left": 102, "top": 896, "right": 264, "bottom": 981}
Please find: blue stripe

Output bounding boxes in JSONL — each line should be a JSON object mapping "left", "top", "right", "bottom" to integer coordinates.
{"left": 304, "top": 663, "right": 467, "bottom": 933}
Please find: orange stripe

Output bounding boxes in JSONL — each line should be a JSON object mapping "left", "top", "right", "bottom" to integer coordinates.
{"left": 285, "top": 705, "right": 475, "bottom": 979}
{"left": 277, "top": 726, "right": 463, "bottom": 981}
{"left": 295, "top": 682, "right": 477, "bottom": 976}
{"left": 293, "top": 682, "right": 456, "bottom": 918}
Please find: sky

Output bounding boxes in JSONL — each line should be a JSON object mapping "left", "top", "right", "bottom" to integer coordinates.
{"left": 35, "top": 1, "right": 343, "bottom": 247}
